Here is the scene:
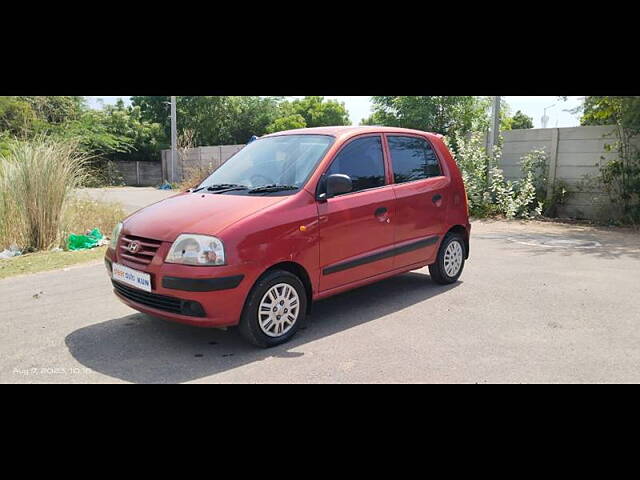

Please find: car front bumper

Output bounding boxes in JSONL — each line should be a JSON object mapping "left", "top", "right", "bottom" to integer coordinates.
{"left": 105, "top": 248, "right": 255, "bottom": 328}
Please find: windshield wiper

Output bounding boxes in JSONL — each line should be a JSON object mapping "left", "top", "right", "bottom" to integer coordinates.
{"left": 192, "top": 184, "right": 248, "bottom": 194}
{"left": 248, "top": 184, "right": 299, "bottom": 194}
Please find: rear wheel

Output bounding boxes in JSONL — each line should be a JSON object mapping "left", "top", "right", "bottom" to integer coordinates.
{"left": 429, "top": 233, "right": 466, "bottom": 285}
{"left": 239, "top": 270, "right": 307, "bottom": 348}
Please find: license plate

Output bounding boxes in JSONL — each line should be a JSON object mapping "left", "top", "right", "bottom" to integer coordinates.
{"left": 112, "top": 263, "right": 152, "bottom": 293}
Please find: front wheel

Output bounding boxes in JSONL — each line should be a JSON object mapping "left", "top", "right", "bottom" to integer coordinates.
{"left": 239, "top": 270, "right": 307, "bottom": 348}
{"left": 429, "top": 233, "right": 466, "bottom": 285}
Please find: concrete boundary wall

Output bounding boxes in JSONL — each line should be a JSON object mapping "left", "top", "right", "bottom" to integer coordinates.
{"left": 161, "top": 144, "right": 245, "bottom": 183}
{"left": 113, "top": 144, "right": 245, "bottom": 187}
{"left": 499, "top": 125, "right": 639, "bottom": 220}
{"left": 112, "top": 161, "right": 163, "bottom": 187}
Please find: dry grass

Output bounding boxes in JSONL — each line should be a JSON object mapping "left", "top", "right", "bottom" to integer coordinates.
{"left": 178, "top": 163, "right": 214, "bottom": 191}
{"left": 175, "top": 129, "right": 212, "bottom": 190}
{"left": 0, "top": 137, "right": 125, "bottom": 252}
{"left": 61, "top": 198, "right": 126, "bottom": 249}
{"left": 0, "top": 137, "right": 90, "bottom": 250}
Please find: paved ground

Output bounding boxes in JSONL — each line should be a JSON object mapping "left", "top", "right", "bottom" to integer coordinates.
{"left": 76, "top": 187, "right": 176, "bottom": 214}
{"left": 2, "top": 188, "right": 639, "bottom": 383}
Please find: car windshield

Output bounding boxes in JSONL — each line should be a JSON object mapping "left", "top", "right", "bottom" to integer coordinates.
{"left": 198, "top": 135, "right": 335, "bottom": 191}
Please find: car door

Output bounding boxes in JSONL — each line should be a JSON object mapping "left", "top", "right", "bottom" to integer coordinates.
{"left": 318, "top": 135, "right": 396, "bottom": 292}
{"left": 385, "top": 134, "right": 450, "bottom": 268}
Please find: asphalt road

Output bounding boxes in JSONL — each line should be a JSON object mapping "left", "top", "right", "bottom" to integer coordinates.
{"left": 2, "top": 189, "right": 639, "bottom": 383}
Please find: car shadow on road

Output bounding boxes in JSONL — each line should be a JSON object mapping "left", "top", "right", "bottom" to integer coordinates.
{"left": 65, "top": 271, "right": 460, "bottom": 383}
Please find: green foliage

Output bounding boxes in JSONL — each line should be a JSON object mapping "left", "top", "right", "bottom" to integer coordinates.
{"left": 0, "top": 96, "right": 166, "bottom": 160}
{"left": 451, "top": 133, "right": 547, "bottom": 219}
{"left": 280, "top": 96, "right": 350, "bottom": 128}
{"left": 173, "top": 96, "right": 255, "bottom": 145}
{"left": 89, "top": 102, "right": 166, "bottom": 161}
{"left": 599, "top": 129, "right": 640, "bottom": 224}
{"left": 363, "top": 96, "right": 488, "bottom": 135}
{"left": 509, "top": 110, "right": 534, "bottom": 130}
{"left": 490, "top": 149, "right": 547, "bottom": 219}
{"left": 362, "top": 96, "right": 511, "bottom": 151}
{"left": 266, "top": 114, "right": 307, "bottom": 134}
{"left": 449, "top": 133, "right": 495, "bottom": 215}
{"left": 0, "top": 97, "right": 166, "bottom": 187}
{"left": 228, "top": 96, "right": 286, "bottom": 142}
{"left": 50, "top": 101, "right": 165, "bottom": 185}
{"left": 54, "top": 109, "right": 134, "bottom": 157}
{"left": 579, "top": 96, "right": 640, "bottom": 224}
{"left": 0, "top": 96, "right": 36, "bottom": 138}
{"left": 580, "top": 96, "right": 640, "bottom": 134}
{"left": 132, "top": 96, "right": 279, "bottom": 145}
{"left": 132, "top": 95, "right": 351, "bottom": 143}
{"left": 17, "top": 96, "right": 86, "bottom": 125}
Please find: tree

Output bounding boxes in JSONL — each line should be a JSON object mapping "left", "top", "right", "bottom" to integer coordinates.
{"left": 509, "top": 110, "right": 534, "bottom": 130}
{"left": 57, "top": 101, "right": 166, "bottom": 161}
{"left": 362, "top": 96, "right": 490, "bottom": 138}
{"left": 132, "top": 96, "right": 282, "bottom": 145}
{"left": 131, "top": 96, "right": 170, "bottom": 129}
{"left": 1, "top": 96, "right": 87, "bottom": 156}
{"left": 580, "top": 96, "right": 640, "bottom": 133}
{"left": 576, "top": 96, "right": 640, "bottom": 223}
{"left": 228, "top": 96, "right": 283, "bottom": 142}
{"left": 265, "top": 96, "right": 350, "bottom": 133}
{"left": 266, "top": 114, "right": 307, "bottom": 134}
{"left": 0, "top": 96, "right": 36, "bottom": 138}
{"left": 132, "top": 96, "right": 351, "bottom": 144}
{"left": 18, "top": 96, "right": 85, "bottom": 125}
{"left": 285, "top": 96, "right": 350, "bottom": 127}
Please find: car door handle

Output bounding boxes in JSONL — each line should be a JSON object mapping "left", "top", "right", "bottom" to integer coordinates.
{"left": 374, "top": 207, "right": 388, "bottom": 217}
{"left": 432, "top": 194, "right": 443, "bottom": 204}
{"left": 374, "top": 207, "right": 391, "bottom": 223}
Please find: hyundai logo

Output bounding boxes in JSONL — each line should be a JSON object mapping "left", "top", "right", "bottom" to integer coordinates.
{"left": 127, "top": 241, "right": 141, "bottom": 254}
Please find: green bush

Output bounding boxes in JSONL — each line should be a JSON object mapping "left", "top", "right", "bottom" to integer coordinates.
{"left": 451, "top": 132, "right": 548, "bottom": 219}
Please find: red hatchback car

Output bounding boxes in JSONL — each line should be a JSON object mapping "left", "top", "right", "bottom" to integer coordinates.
{"left": 105, "top": 127, "right": 470, "bottom": 347}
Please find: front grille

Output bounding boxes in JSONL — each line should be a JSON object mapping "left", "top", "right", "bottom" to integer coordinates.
{"left": 119, "top": 234, "right": 162, "bottom": 265}
{"left": 112, "top": 281, "right": 205, "bottom": 317}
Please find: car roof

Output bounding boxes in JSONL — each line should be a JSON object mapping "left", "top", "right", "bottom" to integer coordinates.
{"left": 262, "top": 126, "right": 442, "bottom": 141}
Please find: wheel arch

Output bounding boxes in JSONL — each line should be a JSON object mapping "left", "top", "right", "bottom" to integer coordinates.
{"left": 446, "top": 225, "right": 470, "bottom": 259}
{"left": 259, "top": 261, "right": 314, "bottom": 314}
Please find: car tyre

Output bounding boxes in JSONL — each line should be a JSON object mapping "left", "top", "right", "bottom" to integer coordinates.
{"left": 239, "top": 270, "right": 307, "bottom": 348}
{"left": 429, "top": 233, "right": 466, "bottom": 285}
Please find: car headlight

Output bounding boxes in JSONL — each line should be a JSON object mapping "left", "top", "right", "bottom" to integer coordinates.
{"left": 166, "top": 234, "right": 226, "bottom": 266}
{"left": 109, "top": 222, "right": 123, "bottom": 251}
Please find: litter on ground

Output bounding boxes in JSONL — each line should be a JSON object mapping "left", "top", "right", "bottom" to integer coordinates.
{"left": 67, "top": 228, "right": 107, "bottom": 251}
{"left": 0, "top": 245, "right": 22, "bottom": 259}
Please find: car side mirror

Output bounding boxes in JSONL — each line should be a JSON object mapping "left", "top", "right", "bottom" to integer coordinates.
{"left": 325, "top": 174, "right": 352, "bottom": 199}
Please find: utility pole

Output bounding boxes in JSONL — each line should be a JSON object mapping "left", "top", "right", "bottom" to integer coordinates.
{"left": 170, "top": 96, "right": 177, "bottom": 183}
{"left": 487, "top": 96, "right": 501, "bottom": 154}
{"left": 487, "top": 96, "right": 501, "bottom": 179}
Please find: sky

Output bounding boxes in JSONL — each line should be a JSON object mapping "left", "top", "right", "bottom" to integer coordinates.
{"left": 87, "top": 96, "right": 584, "bottom": 129}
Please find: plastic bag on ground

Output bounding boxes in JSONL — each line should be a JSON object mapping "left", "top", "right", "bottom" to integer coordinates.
{"left": 67, "top": 228, "right": 104, "bottom": 251}
{"left": 0, "top": 245, "right": 22, "bottom": 259}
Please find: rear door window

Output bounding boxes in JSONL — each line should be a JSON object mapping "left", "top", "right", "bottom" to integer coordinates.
{"left": 326, "top": 136, "right": 386, "bottom": 193}
{"left": 387, "top": 136, "right": 442, "bottom": 184}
